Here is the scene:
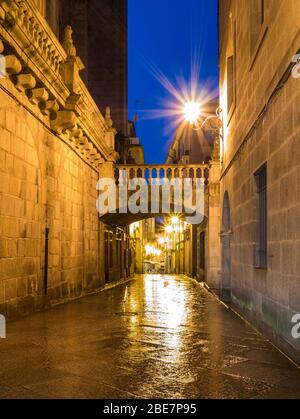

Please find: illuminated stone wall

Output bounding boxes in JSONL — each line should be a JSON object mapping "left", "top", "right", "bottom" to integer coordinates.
{"left": 0, "top": 99, "right": 104, "bottom": 317}
{"left": 0, "top": 0, "right": 119, "bottom": 318}
{"left": 219, "top": 0, "right": 300, "bottom": 360}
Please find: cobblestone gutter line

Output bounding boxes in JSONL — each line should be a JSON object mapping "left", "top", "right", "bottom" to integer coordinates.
{"left": 190, "top": 276, "right": 300, "bottom": 372}
{"left": 48, "top": 276, "right": 137, "bottom": 308}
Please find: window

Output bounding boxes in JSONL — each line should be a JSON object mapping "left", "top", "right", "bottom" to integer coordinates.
{"left": 105, "top": 230, "right": 114, "bottom": 269}
{"left": 199, "top": 232, "right": 205, "bottom": 270}
{"left": 255, "top": 164, "right": 267, "bottom": 269}
{"left": 250, "top": 0, "right": 266, "bottom": 54}
{"left": 226, "top": 16, "right": 236, "bottom": 119}
{"left": 227, "top": 55, "right": 234, "bottom": 112}
{"left": 261, "top": 0, "right": 265, "bottom": 24}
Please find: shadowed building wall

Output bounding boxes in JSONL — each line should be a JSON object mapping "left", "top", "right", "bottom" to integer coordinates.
{"left": 219, "top": 0, "right": 300, "bottom": 362}
{"left": 60, "top": 0, "right": 128, "bottom": 137}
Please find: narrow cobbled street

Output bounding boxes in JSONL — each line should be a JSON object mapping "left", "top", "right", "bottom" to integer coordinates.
{"left": 1, "top": 275, "right": 300, "bottom": 399}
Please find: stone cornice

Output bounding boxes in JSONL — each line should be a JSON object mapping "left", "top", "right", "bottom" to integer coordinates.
{"left": 0, "top": 0, "right": 115, "bottom": 168}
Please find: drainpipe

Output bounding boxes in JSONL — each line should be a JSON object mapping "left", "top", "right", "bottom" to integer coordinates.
{"left": 44, "top": 228, "right": 50, "bottom": 296}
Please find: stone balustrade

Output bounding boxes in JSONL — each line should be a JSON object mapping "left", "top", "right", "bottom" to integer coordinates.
{"left": 0, "top": 0, "right": 114, "bottom": 169}
{"left": 114, "top": 164, "right": 210, "bottom": 183}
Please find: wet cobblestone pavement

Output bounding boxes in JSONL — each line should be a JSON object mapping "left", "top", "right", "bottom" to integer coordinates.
{"left": 1, "top": 275, "right": 300, "bottom": 399}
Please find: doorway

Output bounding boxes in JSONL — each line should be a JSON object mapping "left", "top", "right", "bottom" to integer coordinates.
{"left": 221, "top": 192, "right": 232, "bottom": 302}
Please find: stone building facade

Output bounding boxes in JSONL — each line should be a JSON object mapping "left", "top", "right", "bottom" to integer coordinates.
{"left": 166, "top": 123, "right": 221, "bottom": 286}
{"left": 0, "top": 0, "right": 129, "bottom": 318}
{"left": 219, "top": 0, "right": 300, "bottom": 361}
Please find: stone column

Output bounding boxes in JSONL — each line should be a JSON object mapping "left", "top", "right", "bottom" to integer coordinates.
{"left": 206, "top": 138, "right": 221, "bottom": 290}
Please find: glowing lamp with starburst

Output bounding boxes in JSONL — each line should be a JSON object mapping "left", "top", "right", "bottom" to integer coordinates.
{"left": 183, "top": 101, "right": 201, "bottom": 124}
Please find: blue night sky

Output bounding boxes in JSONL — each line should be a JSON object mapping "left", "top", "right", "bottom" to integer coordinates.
{"left": 128, "top": 0, "right": 219, "bottom": 164}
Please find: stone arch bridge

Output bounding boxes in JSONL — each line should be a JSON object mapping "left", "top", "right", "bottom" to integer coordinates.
{"left": 100, "top": 163, "right": 210, "bottom": 226}
{"left": 99, "top": 159, "right": 221, "bottom": 288}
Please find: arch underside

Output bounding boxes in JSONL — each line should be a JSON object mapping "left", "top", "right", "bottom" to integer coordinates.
{"left": 100, "top": 188, "right": 209, "bottom": 227}
{"left": 101, "top": 210, "right": 208, "bottom": 227}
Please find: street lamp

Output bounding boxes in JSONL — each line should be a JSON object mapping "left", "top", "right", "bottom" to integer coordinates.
{"left": 183, "top": 101, "right": 202, "bottom": 124}
{"left": 183, "top": 101, "right": 223, "bottom": 139}
{"left": 158, "top": 237, "right": 166, "bottom": 245}
{"left": 183, "top": 101, "right": 224, "bottom": 161}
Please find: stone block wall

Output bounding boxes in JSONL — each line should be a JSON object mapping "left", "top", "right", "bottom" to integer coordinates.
{"left": 0, "top": 91, "right": 104, "bottom": 318}
{"left": 219, "top": 0, "right": 300, "bottom": 361}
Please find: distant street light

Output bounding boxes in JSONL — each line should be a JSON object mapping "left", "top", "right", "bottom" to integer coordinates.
{"left": 165, "top": 225, "right": 173, "bottom": 234}
{"left": 171, "top": 216, "right": 180, "bottom": 225}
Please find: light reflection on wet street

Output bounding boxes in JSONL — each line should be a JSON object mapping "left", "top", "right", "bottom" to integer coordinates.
{"left": 1, "top": 275, "right": 300, "bottom": 399}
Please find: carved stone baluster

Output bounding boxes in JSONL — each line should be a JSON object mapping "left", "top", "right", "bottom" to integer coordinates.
{"left": 0, "top": 7, "right": 5, "bottom": 23}
{"left": 55, "top": 56, "right": 60, "bottom": 73}
{"left": 75, "top": 136, "right": 88, "bottom": 149}
{"left": 23, "top": 9, "right": 30, "bottom": 31}
{"left": 54, "top": 54, "right": 60, "bottom": 73}
{"left": 50, "top": 48, "right": 56, "bottom": 69}
{"left": 82, "top": 142, "right": 93, "bottom": 158}
{"left": 69, "top": 127, "right": 83, "bottom": 144}
{"left": 8, "top": 1, "right": 18, "bottom": 21}
{"left": 38, "top": 30, "right": 45, "bottom": 49}
{"left": 160, "top": 168, "right": 165, "bottom": 184}
{"left": 34, "top": 24, "right": 41, "bottom": 46}
{"left": 41, "top": 34, "right": 48, "bottom": 55}
{"left": 29, "top": 17, "right": 35, "bottom": 37}
{"left": 93, "top": 154, "right": 103, "bottom": 165}
{"left": 17, "top": 2, "right": 26, "bottom": 25}
{"left": 89, "top": 148, "right": 98, "bottom": 157}
{"left": 46, "top": 44, "right": 52, "bottom": 62}
{"left": 148, "top": 168, "right": 152, "bottom": 186}
{"left": 42, "top": 38, "right": 48, "bottom": 55}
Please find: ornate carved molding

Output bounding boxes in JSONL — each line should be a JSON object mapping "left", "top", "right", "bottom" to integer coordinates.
{"left": 39, "top": 99, "right": 59, "bottom": 117}
{"left": 15, "top": 73, "right": 36, "bottom": 92}
{"left": 5, "top": 54, "right": 22, "bottom": 74}
{"left": 28, "top": 87, "right": 49, "bottom": 105}
{"left": 0, "top": 0, "right": 115, "bottom": 170}
{"left": 50, "top": 110, "right": 76, "bottom": 134}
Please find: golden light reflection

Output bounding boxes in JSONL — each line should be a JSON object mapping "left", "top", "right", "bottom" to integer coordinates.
{"left": 144, "top": 275, "right": 188, "bottom": 356}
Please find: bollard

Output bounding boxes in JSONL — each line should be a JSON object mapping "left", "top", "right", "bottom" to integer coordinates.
{"left": 0, "top": 314, "right": 6, "bottom": 339}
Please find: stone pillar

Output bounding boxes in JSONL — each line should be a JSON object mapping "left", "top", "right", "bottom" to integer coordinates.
{"left": 61, "top": 26, "right": 85, "bottom": 96}
{"left": 104, "top": 107, "right": 117, "bottom": 150}
{"left": 206, "top": 138, "right": 221, "bottom": 290}
{"left": 99, "top": 161, "right": 115, "bottom": 181}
